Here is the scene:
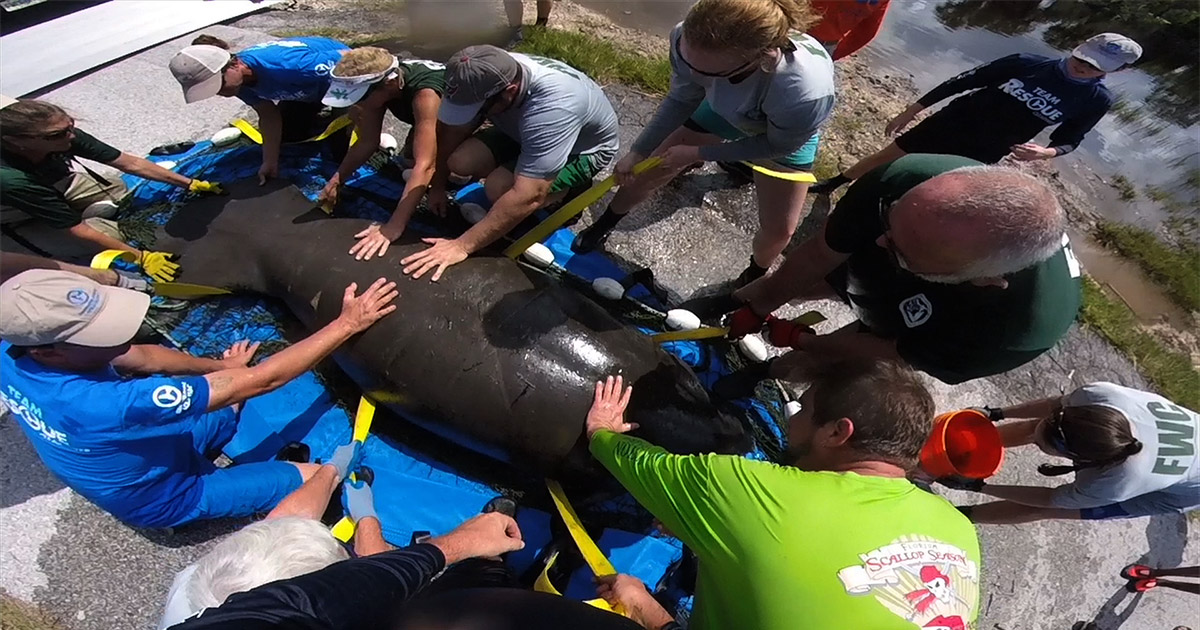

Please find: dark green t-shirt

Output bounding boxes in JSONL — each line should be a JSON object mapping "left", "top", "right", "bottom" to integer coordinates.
{"left": 385, "top": 59, "right": 446, "bottom": 125}
{"left": 0, "top": 129, "right": 122, "bottom": 228}
{"left": 824, "top": 153, "right": 1082, "bottom": 384}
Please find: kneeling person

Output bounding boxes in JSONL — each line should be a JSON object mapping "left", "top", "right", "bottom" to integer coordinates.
{"left": 401, "top": 45, "right": 619, "bottom": 281}
{"left": 0, "top": 270, "right": 397, "bottom": 529}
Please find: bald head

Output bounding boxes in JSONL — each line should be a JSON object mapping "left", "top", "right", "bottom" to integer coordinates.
{"left": 888, "top": 165, "right": 1065, "bottom": 282}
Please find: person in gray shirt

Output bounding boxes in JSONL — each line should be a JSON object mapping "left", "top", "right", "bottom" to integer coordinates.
{"left": 400, "top": 45, "right": 618, "bottom": 282}
{"left": 571, "top": 0, "right": 836, "bottom": 288}
{"left": 949, "top": 382, "right": 1199, "bottom": 524}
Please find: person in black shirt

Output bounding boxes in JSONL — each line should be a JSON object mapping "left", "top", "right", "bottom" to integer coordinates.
{"left": 811, "top": 32, "right": 1142, "bottom": 195}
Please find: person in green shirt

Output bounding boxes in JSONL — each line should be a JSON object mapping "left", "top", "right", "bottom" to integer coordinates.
{"left": 585, "top": 361, "right": 981, "bottom": 630}
{"left": 0, "top": 99, "right": 222, "bottom": 279}
{"left": 715, "top": 154, "right": 1080, "bottom": 397}
{"left": 315, "top": 47, "right": 447, "bottom": 260}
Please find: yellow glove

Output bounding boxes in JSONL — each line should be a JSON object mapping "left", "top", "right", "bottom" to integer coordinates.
{"left": 139, "top": 251, "right": 181, "bottom": 283}
{"left": 188, "top": 179, "right": 225, "bottom": 195}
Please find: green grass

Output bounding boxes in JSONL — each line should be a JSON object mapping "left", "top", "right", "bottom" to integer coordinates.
{"left": 1092, "top": 220, "right": 1200, "bottom": 312}
{"left": 0, "top": 595, "right": 63, "bottom": 630}
{"left": 1108, "top": 173, "right": 1137, "bottom": 201}
{"left": 1079, "top": 277, "right": 1199, "bottom": 409}
{"left": 514, "top": 27, "right": 671, "bottom": 95}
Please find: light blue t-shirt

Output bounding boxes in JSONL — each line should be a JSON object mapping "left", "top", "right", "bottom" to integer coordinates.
{"left": 0, "top": 342, "right": 236, "bottom": 527}
{"left": 236, "top": 37, "right": 349, "bottom": 106}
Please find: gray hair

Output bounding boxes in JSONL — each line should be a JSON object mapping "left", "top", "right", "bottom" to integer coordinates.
{"left": 923, "top": 165, "right": 1066, "bottom": 283}
{"left": 159, "top": 517, "right": 348, "bottom": 628}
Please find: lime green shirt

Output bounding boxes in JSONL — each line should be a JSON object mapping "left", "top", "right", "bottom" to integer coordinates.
{"left": 591, "top": 432, "right": 982, "bottom": 630}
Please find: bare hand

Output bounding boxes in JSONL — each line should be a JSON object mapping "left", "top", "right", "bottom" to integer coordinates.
{"left": 258, "top": 161, "right": 279, "bottom": 186}
{"left": 612, "top": 152, "right": 644, "bottom": 186}
{"left": 658, "top": 144, "right": 703, "bottom": 172}
{"left": 595, "top": 574, "right": 676, "bottom": 629}
{"left": 884, "top": 105, "right": 921, "bottom": 135}
{"left": 585, "top": 375, "right": 637, "bottom": 439}
{"left": 430, "top": 512, "right": 524, "bottom": 564}
{"left": 427, "top": 183, "right": 449, "bottom": 217}
{"left": 349, "top": 223, "right": 401, "bottom": 261}
{"left": 1009, "top": 142, "right": 1056, "bottom": 161}
{"left": 318, "top": 175, "right": 341, "bottom": 207}
{"left": 400, "top": 238, "right": 468, "bottom": 282}
{"left": 336, "top": 278, "right": 399, "bottom": 333}
{"left": 221, "top": 340, "right": 261, "bottom": 368}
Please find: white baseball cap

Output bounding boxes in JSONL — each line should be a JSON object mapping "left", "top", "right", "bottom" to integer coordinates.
{"left": 0, "top": 270, "right": 150, "bottom": 347}
{"left": 322, "top": 56, "right": 400, "bottom": 108}
{"left": 170, "top": 45, "right": 233, "bottom": 103}
{"left": 1071, "top": 33, "right": 1142, "bottom": 73}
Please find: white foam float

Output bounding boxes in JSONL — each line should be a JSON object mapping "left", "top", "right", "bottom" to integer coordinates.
{"left": 784, "top": 401, "right": 803, "bottom": 418}
{"left": 379, "top": 132, "right": 398, "bottom": 152}
{"left": 737, "top": 334, "right": 769, "bottom": 363}
{"left": 665, "top": 309, "right": 701, "bottom": 331}
{"left": 592, "top": 277, "right": 624, "bottom": 300}
{"left": 522, "top": 242, "right": 554, "bottom": 268}
{"left": 210, "top": 127, "right": 242, "bottom": 147}
{"left": 156, "top": 160, "right": 176, "bottom": 170}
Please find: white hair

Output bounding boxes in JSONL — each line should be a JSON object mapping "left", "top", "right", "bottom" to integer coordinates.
{"left": 159, "top": 517, "right": 348, "bottom": 628}
{"left": 925, "top": 165, "right": 1066, "bottom": 282}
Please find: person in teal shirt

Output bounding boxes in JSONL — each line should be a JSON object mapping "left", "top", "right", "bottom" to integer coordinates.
{"left": 585, "top": 361, "right": 981, "bottom": 630}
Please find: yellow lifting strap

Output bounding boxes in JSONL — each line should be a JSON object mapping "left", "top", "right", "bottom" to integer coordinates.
{"left": 533, "top": 479, "right": 624, "bottom": 614}
{"left": 503, "top": 157, "right": 663, "bottom": 259}
{"left": 648, "top": 310, "right": 826, "bottom": 344}
{"left": 330, "top": 396, "right": 377, "bottom": 543}
{"left": 231, "top": 114, "right": 355, "bottom": 146}
{"left": 741, "top": 162, "right": 817, "bottom": 183}
{"left": 90, "top": 250, "right": 232, "bottom": 299}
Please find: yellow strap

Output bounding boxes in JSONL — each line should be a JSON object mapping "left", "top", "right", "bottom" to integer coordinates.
{"left": 532, "top": 551, "right": 618, "bottom": 612}
{"left": 649, "top": 326, "right": 729, "bottom": 343}
{"left": 741, "top": 162, "right": 817, "bottom": 184}
{"left": 546, "top": 479, "right": 617, "bottom": 576}
{"left": 331, "top": 396, "right": 376, "bottom": 543}
{"left": 503, "top": 157, "right": 663, "bottom": 259}
{"left": 231, "top": 115, "right": 353, "bottom": 146}
{"left": 792, "top": 310, "right": 827, "bottom": 327}
{"left": 90, "top": 249, "right": 137, "bottom": 270}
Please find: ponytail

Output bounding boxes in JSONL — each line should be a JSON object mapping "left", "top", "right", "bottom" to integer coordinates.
{"left": 1039, "top": 404, "right": 1142, "bottom": 476}
{"left": 191, "top": 34, "right": 231, "bottom": 50}
{"left": 682, "top": 0, "right": 818, "bottom": 53}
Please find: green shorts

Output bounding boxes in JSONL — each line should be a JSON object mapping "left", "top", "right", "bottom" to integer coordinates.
{"left": 474, "top": 127, "right": 608, "bottom": 193}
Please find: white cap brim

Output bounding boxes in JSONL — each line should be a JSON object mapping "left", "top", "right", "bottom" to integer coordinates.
{"left": 66, "top": 286, "right": 150, "bottom": 347}
{"left": 438, "top": 100, "right": 485, "bottom": 126}
{"left": 183, "top": 73, "right": 224, "bottom": 104}
{"left": 322, "top": 78, "right": 373, "bottom": 108}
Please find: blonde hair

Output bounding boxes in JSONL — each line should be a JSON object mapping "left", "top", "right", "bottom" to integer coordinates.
{"left": 333, "top": 47, "right": 402, "bottom": 86}
{"left": 682, "top": 0, "right": 817, "bottom": 52}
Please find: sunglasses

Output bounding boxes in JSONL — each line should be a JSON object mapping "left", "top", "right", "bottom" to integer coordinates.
{"left": 26, "top": 119, "right": 75, "bottom": 141}
{"left": 674, "top": 37, "right": 760, "bottom": 80}
{"left": 1043, "top": 408, "right": 1079, "bottom": 459}
{"left": 878, "top": 199, "right": 914, "bottom": 272}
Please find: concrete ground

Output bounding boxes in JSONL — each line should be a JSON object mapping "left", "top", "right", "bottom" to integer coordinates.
{"left": 0, "top": 22, "right": 1196, "bottom": 630}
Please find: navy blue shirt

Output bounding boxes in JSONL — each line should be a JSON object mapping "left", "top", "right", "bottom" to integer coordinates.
{"left": 0, "top": 342, "right": 235, "bottom": 527}
{"left": 917, "top": 53, "right": 1113, "bottom": 156}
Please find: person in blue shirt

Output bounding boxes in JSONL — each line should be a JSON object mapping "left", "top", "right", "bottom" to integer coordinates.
{"left": 0, "top": 269, "right": 398, "bottom": 529}
{"left": 811, "top": 32, "right": 1142, "bottom": 195}
{"left": 169, "top": 35, "right": 350, "bottom": 185}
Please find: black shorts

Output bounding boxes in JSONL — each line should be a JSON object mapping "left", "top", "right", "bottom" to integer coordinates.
{"left": 894, "top": 111, "right": 1013, "bottom": 164}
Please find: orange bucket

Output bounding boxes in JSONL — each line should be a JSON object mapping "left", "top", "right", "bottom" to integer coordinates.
{"left": 919, "top": 409, "right": 1005, "bottom": 479}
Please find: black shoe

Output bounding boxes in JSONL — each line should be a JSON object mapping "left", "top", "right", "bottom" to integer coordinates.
{"left": 353, "top": 465, "right": 375, "bottom": 487}
{"left": 716, "top": 161, "right": 754, "bottom": 184}
{"left": 712, "top": 360, "right": 772, "bottom": 400}
{"left": 571, "top": 218, "right": 616, "bottom": 253}
{"left": 808, "top": 176, "right": 847, "bottom": 196}
{"left": 276, "top": 441, "right": 311, "bottom": 463}
{"left": 733, "top": 260, "right": 768, "bottom": 289}
{"left": 483, "top": 496, "right": 518, "bottom": 518}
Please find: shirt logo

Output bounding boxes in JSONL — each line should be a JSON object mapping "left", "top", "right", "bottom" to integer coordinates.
{"left": 152, "top": 385, "right": 185, "bottom": 409}
{"left": 997, "top": 78, "right": 1065, "bottom": 122}
{"left": 66, "top": 289, "right": 89, "bottom": 306}
{"left": 2, "top": 385, "right": 69, "bottom": 446}
{"left": 900, "top": 294, "right": 933, "bottom": 328}
{"left": 837, "top": 536, "right": 978, "bottom": 628}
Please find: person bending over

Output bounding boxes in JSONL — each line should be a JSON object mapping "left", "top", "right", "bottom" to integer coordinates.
{"left": 0, "top": 99, "right": 221, "bottom": 273}
{"left": 585, "top": 360, "right": 981, "bottom": 630}
{"left": 0, "top": 269, "right": 397, "bottom": 528}
{"left": 951, "top": 382, "right": 1198, "bottom": 524}
{"left": 812, "top": 33, "right": 1142, "bottom": 195}
{"left": 716, "top": 154, "right": 1079, "bottom": 397}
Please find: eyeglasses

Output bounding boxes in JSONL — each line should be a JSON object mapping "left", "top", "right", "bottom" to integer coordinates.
{"left": 674, "top": 37, "right": 760, "bottom": 80}
{"left": 26, "top": 119, "right": 75, "bottom": 141}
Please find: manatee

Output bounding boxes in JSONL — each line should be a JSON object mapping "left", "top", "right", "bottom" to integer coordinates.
{"left": 154, "top": 181, "right": 750, "bottom": 480}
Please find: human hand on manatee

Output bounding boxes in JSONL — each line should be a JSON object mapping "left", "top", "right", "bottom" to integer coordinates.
{"left": 429, "top": 512, "right": 524, "bottom": 563}
{"left": 138, "top": 251, "right": 181, "bottom": 283}
{"left": 400, "top": 238, "right": 469, "bottom": 282}
{"left": 335, "top": 278, "right": 399, "bottom": 333}
{"left": 595, "top": 574, "right": 676, "bottom": 630}
{"left": 318, "top": 174, "right": 342, "bottom": 208}
{"left": 349, "top": 223, "right": 402, "bottom": 261}
{"left": 220, "top": 340, "right": 261, "bottom": 368}
{"left": 585, "top": 375, "right": 637, "bottom": 439}
{"left": 258, "top": 160, "right": 279, "bottom": 186}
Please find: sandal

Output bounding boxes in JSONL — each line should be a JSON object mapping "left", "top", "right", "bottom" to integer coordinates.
{"left": 1121, "top": 564, "right": 1153, "bottom": 580}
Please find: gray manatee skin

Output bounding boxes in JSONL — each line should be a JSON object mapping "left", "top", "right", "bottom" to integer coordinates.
{"left": 156, "top": 181, "right": 750, "bottom": 480}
